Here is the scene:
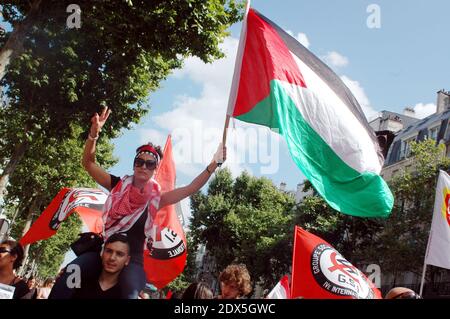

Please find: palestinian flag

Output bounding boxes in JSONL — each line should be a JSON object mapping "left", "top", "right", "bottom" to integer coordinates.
{"left": 227, "top": 8, "right": 393, "bottom": 217}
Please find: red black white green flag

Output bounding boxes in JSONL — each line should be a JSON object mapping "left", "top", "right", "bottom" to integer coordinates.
{"left": 227, "top": 8, "right": 393, "bottom": 218}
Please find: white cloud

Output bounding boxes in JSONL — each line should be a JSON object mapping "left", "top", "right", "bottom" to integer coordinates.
{"left": 286, "top": 30, "right": 310, "bottom": 48}
{"left": 322, "top": 51, "right": 349, "bottom": 68}
{"left": 341, "top": 75, "right": 378, "bottom": 120}
{"left": 142, "top": 37, "right": 280, "bottom": 178}
{"left": 138, "top": 128, "right": 166, "bottom": 147}
{"left": 412, "top": 103, "right": 436, "bottom": 119}
{"left": 295, "top": 33, "right": 310, "bottom": 49}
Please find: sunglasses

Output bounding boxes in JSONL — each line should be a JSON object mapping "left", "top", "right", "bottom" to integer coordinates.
{"left": 0, "top": 247, "right": 12, "bottom": 254}
{"left": 134, "top": 158, "right": 157, "bottom": 170}
{"left": 391, "top": 291, "right": 421, "bottom": 299}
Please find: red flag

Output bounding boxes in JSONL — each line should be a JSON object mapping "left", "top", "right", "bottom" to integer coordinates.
{"left": 291, "top": 226, "right": 382, "bottom": 299}
{"left": 144, "top": 135, "right": 187, "bottom": 289}
{"left": 20, "top": 188, "right": 107, "bottom": 246}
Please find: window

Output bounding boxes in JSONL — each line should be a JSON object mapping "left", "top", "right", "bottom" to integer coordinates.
{"left": 430, "top": 125, "right": 440, "bottom": 140}
{"left": 400, "top": 137, "right": 415, "bottom": 159}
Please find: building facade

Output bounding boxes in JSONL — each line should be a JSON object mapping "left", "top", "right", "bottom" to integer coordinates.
{"left": 383, "top": 90, "right": 450, "bottom": 181}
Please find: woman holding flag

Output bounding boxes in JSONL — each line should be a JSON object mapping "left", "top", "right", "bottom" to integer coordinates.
{"left": 50, "top": 107, "right": 226, "bottom": 299}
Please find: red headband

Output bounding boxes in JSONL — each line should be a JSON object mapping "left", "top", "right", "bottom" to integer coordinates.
{"left": 135, "top": 145, "right": 160, "bottom": 161}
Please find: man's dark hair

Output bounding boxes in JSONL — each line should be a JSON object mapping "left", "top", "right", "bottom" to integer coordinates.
{"left": 182, "top": 282, "right": 213, "bottom": 299}
{"left": 0, "top": 239, "right": 25, "bottom": 270}
{"left": 104, "top": 233, "right": 130, "bottom": 255}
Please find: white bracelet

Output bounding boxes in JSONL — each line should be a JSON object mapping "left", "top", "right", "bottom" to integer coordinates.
{"left": 88, "top": 132, "right": 99, "bottom": 141}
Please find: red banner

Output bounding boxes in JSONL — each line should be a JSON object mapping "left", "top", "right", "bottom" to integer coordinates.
{"left": 144, "top": 135, "right": 187, "bottom": 289}
{"left": 291, "top": 226, "right": 381, "bottom": 299}
{"left": 20, "top": 188, "right": 107, "bottom": 246}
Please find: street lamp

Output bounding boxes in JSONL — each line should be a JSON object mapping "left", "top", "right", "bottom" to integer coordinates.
{"left": 0, "top": 214, "right": 10, "bottom": 241}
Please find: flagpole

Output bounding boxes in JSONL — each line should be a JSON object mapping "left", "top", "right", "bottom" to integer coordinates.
{"left": 419, "top": 232, "right": 431, "bottom": 296}
{"left": 222, "top": 115, "right": 231, "bottom": 146}
{"left": 221, "top": 0, "right": 251, "bottom": 147}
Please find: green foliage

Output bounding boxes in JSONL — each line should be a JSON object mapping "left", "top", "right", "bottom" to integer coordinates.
{"left": 370, "top": 139, "right": 450, "bottom": 276}
{"left": 0, "top": 0, "right": 242, "bottom": 197}
{"left": 166, "top": 231, "right": 197, "bottom": 294}
{"left": 189, "top": 140, "right": 450, "bottom": 291}
{"left": 190, "top": 169, "right": 295, "bottom": 289}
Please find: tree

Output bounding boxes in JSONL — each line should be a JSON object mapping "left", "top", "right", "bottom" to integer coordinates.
{"left": 0, "top": 0, "right": 242, "bottom": 199}
{"left": 190, "top": 169, "right": 296, "bottom": 290}
{"left": 0, "top": 0, "right": 241, "bottom": 80}
{"left": 366, "top": 139, "right": 450, "bottom": 281}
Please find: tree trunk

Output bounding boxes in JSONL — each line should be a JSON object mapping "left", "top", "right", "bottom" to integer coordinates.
{"left": 20, "top": 194, "right": 42, "bottom": 275}
{"left": 8, "top": 205, "right": 22, "bottom": 233}
{"left": 0, "top": 0, "right": 42, "bottom": 82}
{"left": 0, "top": 140, "right": 29, "bottom": 201}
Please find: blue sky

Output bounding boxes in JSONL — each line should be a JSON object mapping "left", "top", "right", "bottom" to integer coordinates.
{"left": 109, "top": 0, "right": 450, "bottom": 204}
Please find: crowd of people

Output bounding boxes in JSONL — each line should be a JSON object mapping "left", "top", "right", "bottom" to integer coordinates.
{"left": 0, "top": 108, "right": 423, "bottom": 300}
{"left": 0, "top": 236, "right": 253, "bottom": 300}
{"left": 1, "top": 237, "right": 423, "bottom": 299}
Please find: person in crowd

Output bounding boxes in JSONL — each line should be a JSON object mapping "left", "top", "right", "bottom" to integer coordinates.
{"left": 385, "top": 287, "right": 421, "bottom": 299}
{"left": 216, "top": 264, "right": 252, "bottom": 299}
{"left": 36, "top": 277, "right": 55, "bottom": 299}
{"left": 22, "top": 275, "right": 38, "bottom": 299}
{"left": 72, "top": 233, "right": 130, "bottom": 299}
{"left": 0, "top": 239, "right": 30, "bottom": 299}
{"left": 26, "top": 275, "right": 36, "bottom": 290}
{"left": 182, "top": 282, "right": 214, "bottom": 299}
{"left": 51, "top": 106, "right": 226, "bottom": 299}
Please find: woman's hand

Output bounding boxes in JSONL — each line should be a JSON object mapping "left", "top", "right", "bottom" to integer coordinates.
{"left": 159, "top": 143, "right": 228, "bottom": 209}
{"left": 90, "top": 106, "right": 111, "bottom": 137}
{"left": 213, "top": 142, "right": 227, "bottom": 165}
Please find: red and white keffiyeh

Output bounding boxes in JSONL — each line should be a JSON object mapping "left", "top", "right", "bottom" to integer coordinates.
{"left": 102, "top": 175, "right": 161, "bottom": 242}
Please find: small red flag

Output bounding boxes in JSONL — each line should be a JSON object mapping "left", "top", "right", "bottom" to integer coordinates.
{"left": 144, "top": 135, "right": 187, "bottom": 289}
{"left": 291, "top": 226, "right": 382, "bottom": 299}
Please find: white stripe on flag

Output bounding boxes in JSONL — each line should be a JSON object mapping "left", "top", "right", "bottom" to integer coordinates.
{"left": 267, "top": 276, "right": 290, "bottom": 299}
{"left": 283, "top": 52, "right": 382, "bottom": 173}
